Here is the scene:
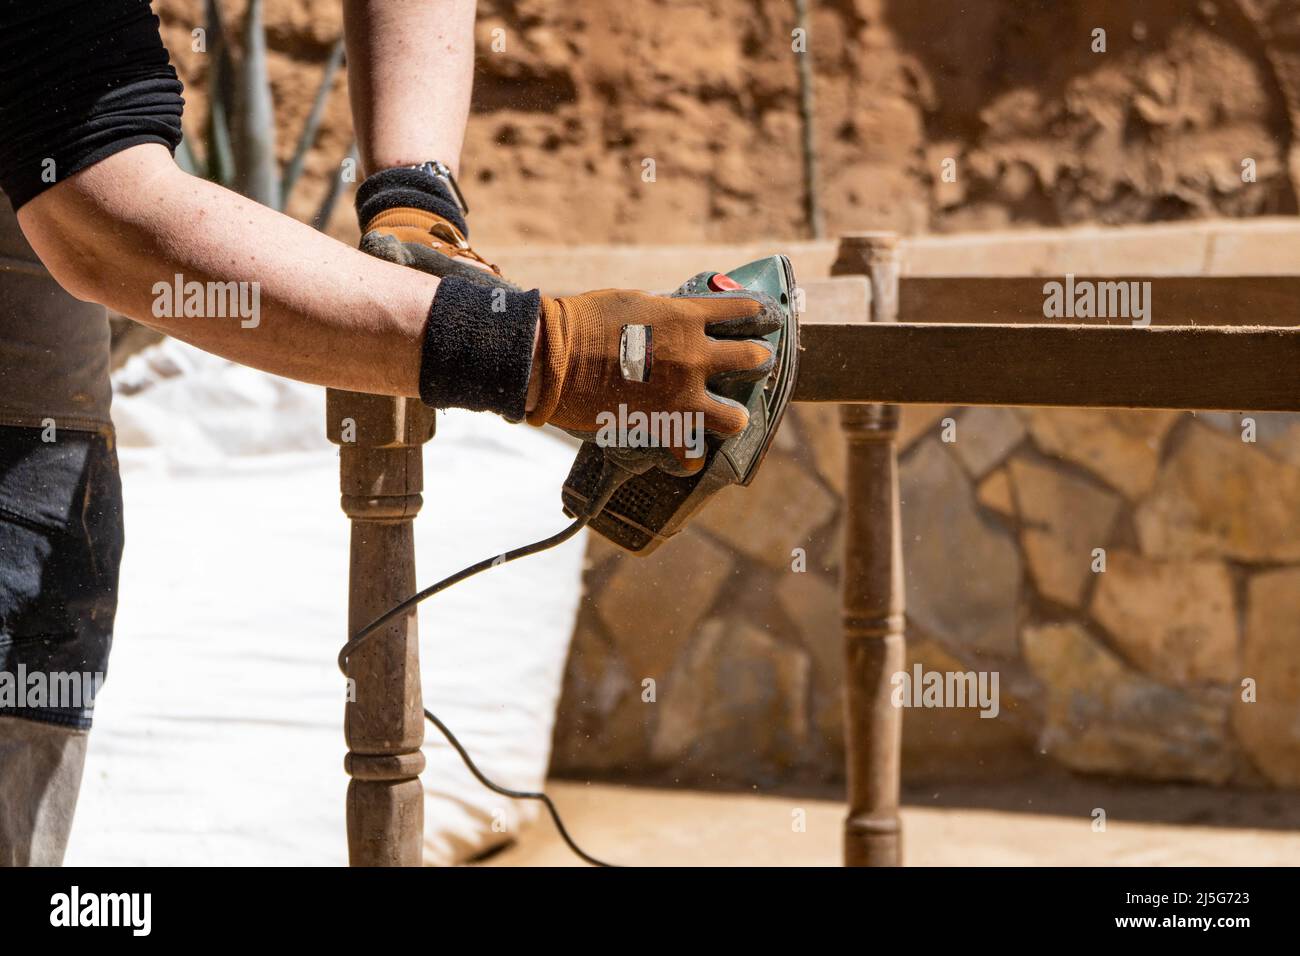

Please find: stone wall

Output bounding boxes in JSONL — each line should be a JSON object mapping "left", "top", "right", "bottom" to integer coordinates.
{"left": 548, "top": 224, "right": 1300, "bottom": 791}
{"left": 552, "top": 405, "right": 1300, "bottom": 791}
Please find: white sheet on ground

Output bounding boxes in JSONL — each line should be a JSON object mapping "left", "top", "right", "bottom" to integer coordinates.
{"left": 65, "top": 340, "right": 586, "bottom": 866}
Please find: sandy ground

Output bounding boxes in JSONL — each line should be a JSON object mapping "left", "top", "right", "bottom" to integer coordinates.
{"left": 482, "top": 780, "right": 1300, "bottom": 867}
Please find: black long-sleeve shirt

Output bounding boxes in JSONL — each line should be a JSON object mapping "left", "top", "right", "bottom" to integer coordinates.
{"left": 0, "top": 0, "right": 184, "bottom": 209}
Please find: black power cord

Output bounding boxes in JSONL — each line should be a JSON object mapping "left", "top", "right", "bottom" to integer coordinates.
{"left": 337, "top": 460, "right": 634, "bottom": 868}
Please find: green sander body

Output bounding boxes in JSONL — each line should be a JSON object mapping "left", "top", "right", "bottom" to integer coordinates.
{"left": 561, "top": 255, "right": 801, "bottom": 554}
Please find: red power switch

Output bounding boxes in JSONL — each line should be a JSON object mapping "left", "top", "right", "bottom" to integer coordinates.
{"left": 707, "top": 273, "right": 742, "bottom": 291}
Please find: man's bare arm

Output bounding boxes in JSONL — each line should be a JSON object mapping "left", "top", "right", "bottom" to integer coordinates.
{"left": 19, "top": 144, "right": 439, "bottom": 397}
{"left": 344, "top": 0, "right": 479, "bottom": 178}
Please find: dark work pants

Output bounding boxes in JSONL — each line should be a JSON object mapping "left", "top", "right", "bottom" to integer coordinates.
{"left": 0, "top": 424, "right": 124, "bottom": 864}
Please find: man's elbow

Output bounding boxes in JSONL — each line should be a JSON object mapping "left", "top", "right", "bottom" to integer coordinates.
{"left": 16, "top": 207, "right": 98, "bottom": 302}
{"left": 15, "top": 145, "right": 180, "bottom": 305}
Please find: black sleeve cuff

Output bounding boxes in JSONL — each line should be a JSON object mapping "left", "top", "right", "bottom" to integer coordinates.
{"left": 419, "top": 276, "right": 540, "bottom": 422}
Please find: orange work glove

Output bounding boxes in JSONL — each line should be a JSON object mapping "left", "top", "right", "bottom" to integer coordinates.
{"left": 355, "top": 165, "right": 517, "bottom": 291}
{"left": 527, "top": 288, "right": 780, "bottom": 474}
{"left": 360, "top": 206, "right": 517, "bottom": 291}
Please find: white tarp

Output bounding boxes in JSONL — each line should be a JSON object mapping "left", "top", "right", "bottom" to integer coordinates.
{"left": 66, "top": 340, "right": 586, "bottom": 865}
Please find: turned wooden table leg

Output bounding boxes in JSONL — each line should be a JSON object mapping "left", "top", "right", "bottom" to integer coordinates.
{"left": 326, "top": 390, "right": 435, "bottom": 866}
{"left": 832, "top": 233, "right": 905, "bottom": 867}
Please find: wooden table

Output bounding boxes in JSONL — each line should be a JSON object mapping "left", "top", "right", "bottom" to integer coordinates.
{"left": 328, "top": 233, "right": 1300, "bottom": 866}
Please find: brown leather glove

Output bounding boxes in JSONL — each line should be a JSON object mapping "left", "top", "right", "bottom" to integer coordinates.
{"left": 361, "top": 206, "right": 519, "bottom": 291}
{"left": 526, "top": 288, "right": 780, "bottom": 473}
{"left": 354, "top": 166, "right": 518, "bottom": 291}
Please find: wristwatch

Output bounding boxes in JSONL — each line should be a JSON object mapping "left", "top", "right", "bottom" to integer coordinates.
{"left": 406, "top": 159, "right": 469, "bottom": 216}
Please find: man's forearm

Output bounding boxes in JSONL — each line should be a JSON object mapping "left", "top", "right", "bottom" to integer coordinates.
{"left": 343, "top": 0, "right": 479, "bottom": 177}
{"left": 19, "top": 144, "right": 439, "bottom": 397}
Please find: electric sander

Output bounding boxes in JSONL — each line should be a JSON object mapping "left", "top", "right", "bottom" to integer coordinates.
{"left": 560, "top": 255, "right": 801, "bottom": 553}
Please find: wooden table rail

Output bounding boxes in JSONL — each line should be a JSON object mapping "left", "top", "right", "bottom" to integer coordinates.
{"left": 897, "top": 275, "right": 1300, "bottom": 326}
{"left": 794, "top": 323, "right": 1300, "bottom": 411}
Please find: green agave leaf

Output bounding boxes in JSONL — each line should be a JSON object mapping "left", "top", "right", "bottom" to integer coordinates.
{"left": 282, "top": 36, "right": 346, "bottom": 205}
{"left": 204, "top": 0, "right": 237, "bottom": 188}
{"left": 313, "top": 140, "right": 358, "bottom": 232}
{"left": 232, "top": 0, "right": 280, "bottom": 209}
